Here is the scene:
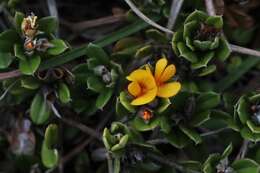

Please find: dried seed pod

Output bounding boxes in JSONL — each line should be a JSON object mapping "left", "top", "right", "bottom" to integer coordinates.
{"left": 24, "top": 38, "right": 36, "bottom": 56}
{"left": 36, "top": 38, "right": 53, "bottom": 52}
{"left": 21, "top": 13, "right": 38, "bottom": 38}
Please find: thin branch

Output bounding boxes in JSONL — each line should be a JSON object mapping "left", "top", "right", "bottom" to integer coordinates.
{"left": 61, "top": 109, "right": 113, "bottom": 164}
{"left": 61, "top": 117, "right": 102, "bottom": 141}
{"left": 205, "top": 0, "right": 216, "bottom": 16}
{"left": 124, "top": 0, "right": 174, "bottom": 34}
{"left": 166, "top": 0, "right": 184, "bottom": 31}
{"left": 0, "top": 70, "right": 21, "bottom": 80}
{"left": 107, "top": 153, "right": 113, "bottom": 173}
{"left": 230, "top": 44, "right": 260, "bottom": 57}
{"left": 147, "top": 152, "right": 200, "bottom": 173}
{"left": 64, "top": 14, "right": 126, "bottom": 32}
{"left": 200, "top": 127, "right": 229, "bottom": 137}
{"left": 235, "top": 140, "right": 250, "bottom": 160}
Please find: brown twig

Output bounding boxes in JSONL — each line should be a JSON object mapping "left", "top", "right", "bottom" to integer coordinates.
{"left": 0, "top": 70, "right": 21, "bottom": 80}
{"left": 235, "top": 140, "right": 250, "bottom": 160}
{"left": 204, "top": 0, "right": 216, "bottom": 16}
{"left": 62, "top": 14, "right": 126, "bottom": 32}
{"left": 61, "top": 109, "right": 113, "bottom": 164}
{"left": 61, "top": 117, "right": 102, "bottom": 141}
{"left": 166, "top": 0, "right": 184, "bottom": 31}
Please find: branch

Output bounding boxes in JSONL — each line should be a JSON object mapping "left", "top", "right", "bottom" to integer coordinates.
{"left": 166, "top": 0, "right": 184, "bottom": 31}
{"left": 235, "top": 140, "right": 250, "bottom": 160}
{"left": 0, "top": 70, "right": 21, "bottom": 80}
{"left": 147, "top": 152, "right": 200, "bottom": 173}
{"left": 124, "top": 0, "right": 173, "bottom": 34}
{"left": 204, "top": 0, "right": 216, "bottom": 16}
{"left": 61, "top": 117, "right": 102, "bottom": 141}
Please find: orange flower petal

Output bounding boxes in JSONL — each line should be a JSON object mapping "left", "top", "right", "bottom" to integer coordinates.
{"left": 131, "top": 88, "right": 157, "bottom": 105}
{"left": 126, "top": 69, "right": 148, "bottom": 81}
{"left": 155, "top": 58, "right": 167, "bottom": 81}
{"left": 157, "top": 82, "right": 181, "bottom": 98}
{"left": 159, "top": 64, "right": 176, "bottom": 82}
{"left": 128, "top": 81, "right": 141, "bottom": 97}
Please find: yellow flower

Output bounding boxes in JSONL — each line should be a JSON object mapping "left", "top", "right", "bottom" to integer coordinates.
{"left": 153, "top": 58, "right": 181, "bottom": 98}
{"left": 127, "top": 68, "right": 157, "bottom": 106}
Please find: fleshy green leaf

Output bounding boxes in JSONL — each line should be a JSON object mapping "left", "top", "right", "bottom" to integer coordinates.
{"left": 14, "top": 44, "right": 26, "bottom": 60}
{"left": 96, "top": 88, "right": 113, "bottom": 109}
{"left": 131, "top": 116, "right": 161, "bottom": 131}
{"left": 0, "top": 29, "right": 20, "bottom": 52}
{"left": 57, "top": 83, "right": 71, "bottom": 104}
{"left": 30, "top": 93, "right": 51, "bottom": 125}
{"left": 179, "top": 124, "right": 202, "bottom": 144}
{"left": 41, "top": 141, "right": 59, "bottom": 168}
{"left": 119, "top": 91, "right": 136, "bottom": 113}
{"left": 14, "top": 11, "right": 25, "bottom": 32}
{"left": 0, "top": 52, "right": 14, "bottom": 69}
{"left": 177, "top": 42, "right": 198, "bottom": 63}
{"left": 215, "top": 37, "right": 231, "bottom": 61}
{"left": 205, "top": 16, "right": 223, "bottom": 29}
{"left": 44, "top": 124, "right": 59, "bottom": 149}
{"left": 87, "top": 76, "right": 105, "bottom": 93}
{"left": 47, "top": 39, "right": 68, "bottom": 55}
{"left": 19, "top": 55, "right": 41, "bottom": 75}
{"left": 86, "top": 43, "right": 110, "bottom": 65}
{"left": 38, "top": 16, "right": 58, "bottom": 34}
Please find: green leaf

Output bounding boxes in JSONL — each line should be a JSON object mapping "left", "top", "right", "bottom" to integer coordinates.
{"left": 179, "top": 124, "right": 202, "bottom": 144}
{"left": 41, "top": 141, "right": 59, "bottom": 168}
{"left": 198, "top": 65, "right": 216, "bottom": 76}
{"left": 156, "top": 98, "right": 171, "bottom": 113}
{"left": 19, "top": 55, "right": 41, "bottom": 75}
{"left": 222, "top": 143, "right": 233, "bottom": 158}
{"left": 86, "top": 43, "right": 110, "bottom": 65}
{"left": 177, "top": 42, "right": 198, "bottom": 63}
{"left": 119, "top": 91, "right": 136, "bottom": 113}
{"left": 135, "top": 45, "right": 152, "bottom": 58}
{"left": 0, "top": 29, "right": 20, "bottom": 52}
{"left": 96, "top": 88, "right": 113, "bottom": 109}
{"left": 0, "top": 52, "right": 14, "bottom": 69}
{"left": 232, "top": 159, "right": 260, "bottom": 173}
{"left": 184, "top": 21, "right": 198, "bottom": 39}
{"left": 215, "top": 37, "right": 231, "bottom": 61}
{"left": 160, "top": 116, "right": 171, "bottom": 133}
{"left": 131, "top": 116, "right": 161, "bottom": 131}
{"left": 205, "top": 16, "right": 223, "bottom": 28}
{"left": 172, "top": 30, "right": 183, "bottom": 55}
{"left": 47, "top": 39, "right": 68, "bottom": 55}
{"left": 164, "top": 128, "right": 190, "bottom": 148}
{"left": 111, "top": 135, "right": 129, "bottom": 151}
{"left": 145, "top": 29, "right": 168, "bottom": 44}
{"left": 247, "top": 120, "right": 260, "bottom": 134}
{"left": 191, "top": 52, "right": 214, "bottom": 69}
{"left": 38, "top": 16, "right": 58, "bottom": 34}
{"left": 237, "top": 96, "right": 250, "bottom": 124}
{"left": 14, "top": 11, "right": 25, "bottom": 32}
{"left": 30, "top": 93, "right": 51, "bottom": 125}
{"left": 14, "top": 44, "right": 26, "bottom": 60}
{"left": 44, "top": 124, "right": 58, "bottom": 149}
{"left": 21, "top": 77, "right": 40, "bottom": 89}
{"left": 57, "top": 83, "right": 71, "bottom": 104}
{"left": 196, "top": 92, "right": 220, "bottom": 112}
{"left": 87, "top": 76, "right": 105, "bottom": 93}
{"left": 190, "top": 110, "right": 210, "bottom": 127}
{"left": 240, "top": 127, "right": 260, "bottom": 142}
{"left": 185, "top": 10, "right": 208, "bottom": 24}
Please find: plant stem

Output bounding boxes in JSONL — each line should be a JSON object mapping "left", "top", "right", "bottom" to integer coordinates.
{"left": 166, "top": 0, "right": 184, "bottom": 31}
{"left": 204, "top": 0, "right": 216, "bottom": 16}
{"left": 107, "top": 153, "right": 113, "bottom": 173}
{"left": 124, "top": 0, "right": 173, "bottom": 34}
{"left": 235, "top": 140, "right": 250, "bottom": 160}
{"left": 146, "top": 152, "right": 200, "bottom": 173}
{"left": 200, "top": 127, "right": 229, "bottom": 137}
{"left": 61, "top": 117, "right": 102, "bottom": 141}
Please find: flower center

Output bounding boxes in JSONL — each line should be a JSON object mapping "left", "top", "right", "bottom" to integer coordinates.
{"left": 195, "top": 23, "right": 221, "bottom": 41}
{"left": 251, "top": 103, "right": 260, "bottom": 125}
